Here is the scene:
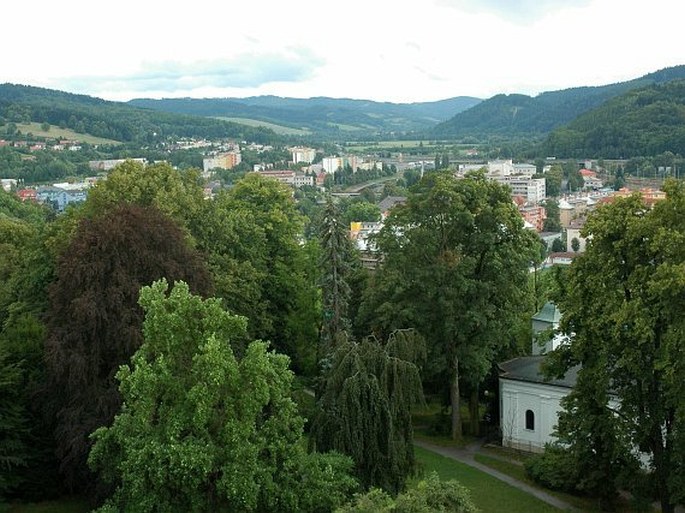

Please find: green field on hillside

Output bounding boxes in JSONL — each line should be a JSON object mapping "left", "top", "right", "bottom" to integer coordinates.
{"left": 214, "top": 117, "right": 310, "bottom": 136}
{"left": 13, "top": 122, "right": 121, "bottom": 145}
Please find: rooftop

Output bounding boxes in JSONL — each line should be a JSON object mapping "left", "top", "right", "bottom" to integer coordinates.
{"left": 498, "top": 356, "right": 578, "bottom": 389}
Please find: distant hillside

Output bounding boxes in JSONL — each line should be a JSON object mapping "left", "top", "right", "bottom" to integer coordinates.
{"left": 128, "top": 95, "right": 481, "bottom": 137}
{"left": 430, "top": 65, "right": 685, "bottom": 140}
{"left": 543, "top": 79, "right": 685, "bottom": 158}
{"left": 0, "top": 84, "right": 279, "bottom": 144}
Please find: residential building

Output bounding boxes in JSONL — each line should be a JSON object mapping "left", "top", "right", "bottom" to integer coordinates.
{"left": 36, "top": 184, "right": 89, "bottom": 212}
{"left": 518, "top": 204, "right": 546, "bottom": 232}
{"left": 16, "top": 188, "right": 37, "bottom": 202}
{"left": 291, "top": 147, "right": 316, "bottom": 164}
{"left": 258, "top": 170, "right": 314, "bottom": 188}
{"left": 89, "top": 158, "right": 146, "bottom": 172}
{"left": 1, "top": 178, "right": 18, "bottom": 192}
{"left": 203, "top": 151, "right": 242, "bottom": 173}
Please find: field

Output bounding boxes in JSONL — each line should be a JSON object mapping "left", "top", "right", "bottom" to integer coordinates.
{"left": 13, "top": 123, "right": 120, "bottom": 145}
{"left": 214, "top": 117, "right": 311, "bottom": 136}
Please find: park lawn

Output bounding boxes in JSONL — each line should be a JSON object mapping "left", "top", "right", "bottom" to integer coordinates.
{"left": 415, "top": 446, "right": 563, "bottom": 513}
{"left": 473, "top": 453, "right": 647, "bottom": 513}
{"left": 0, "top": 497, "right": 89, "bottom": 513}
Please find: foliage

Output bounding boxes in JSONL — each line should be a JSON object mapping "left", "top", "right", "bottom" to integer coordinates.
{"left": 201, "top": 173, "right": 317, "bottom": 372}
{"left": 83, "top": 160, "right": 205, "bottom": 230}
{"left": 314, "top": 331, "right": 425, "bottom": 493}
{"left": 541, "top": 199, "right": 561, "bottom": 232}
{"left": 544, "top": 165, "right": 563, "bottom": 198}
{"left": 89, "top": 280, "right": 356, "bottom": 513}
{"left": 336, "top": 488, "right": 395, "bottom": 513}
{"left": 548, "top": 180, "right": 685, "bottom": 513}
{"left": 44, "top": 204, "right": 212, "bottom": 490}
{"left": 394, "top": 472, "right": 478, "bottom": 513}
{"left": 360, "top": 172, "right": 539, "bottom": 438}
{"left": 128, "top": 95, "right": 481, "bottom": 139}
{"left": 524, "top": 444, "right": 579, "bottom": 494}
{"left": 0, "top": 83, "right": 278, "bottom": 144}
{"left": 545, "top": 79, "right": 685, "bottom": 158}
{"left": 318, "top": 197, "right": 356, "bottom": 349}
{"left": 0, "top": 345, "right": 29, "bottom": 497}
{"left": 336, "top": 473, "right": 477, "bottom": 513}
{"left": 431, "top": 65, "right": 685, "bottom": 140}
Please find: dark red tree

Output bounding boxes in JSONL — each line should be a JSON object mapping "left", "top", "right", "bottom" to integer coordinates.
{"left": 44, "top": 203, "right": 212, "bottom": 491}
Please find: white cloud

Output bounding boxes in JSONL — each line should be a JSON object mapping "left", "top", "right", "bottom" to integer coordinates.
{"left": 1, "top": 0, "right": 683, "bottom": 102}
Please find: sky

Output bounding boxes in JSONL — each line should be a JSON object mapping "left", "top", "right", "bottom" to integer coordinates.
{"left": 2, "top": 0, "right": 683, "bottom": 104}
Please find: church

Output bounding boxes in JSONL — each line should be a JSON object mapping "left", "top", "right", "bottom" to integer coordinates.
{"left": 498, "top": 302, "right": 577, "bottom": 452}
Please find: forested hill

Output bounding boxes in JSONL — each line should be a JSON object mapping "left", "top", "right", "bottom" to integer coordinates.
{"left": 127, "top": 95, "right": 482, "bottom": 136}
{"left": 430, "top": 65, "right": 685, "bottom": 140}
{"left": 543, "top": 79, "right": 685, "bottom": 158}
{"left": 0, "top": 84, "right": 279, "bottom": 144}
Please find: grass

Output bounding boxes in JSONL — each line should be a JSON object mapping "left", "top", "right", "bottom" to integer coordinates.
{"left": 0, "top": 497, "right": 89, "bottom": 513}
{"left": 213, "top": 117, "right": 310, "bottom": 136}
{"left": 473, "top": 453, "right": 644, "bottom": 512}
{"left": 14, "top": 122, "right": 120, "bottom": 145}
{"left": 415, "top": 446, "right": 563, "bottom": 513}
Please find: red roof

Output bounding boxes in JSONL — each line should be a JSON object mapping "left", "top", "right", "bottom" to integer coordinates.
{"left": 579, "top": 168, "right": 596, "bottom": 177}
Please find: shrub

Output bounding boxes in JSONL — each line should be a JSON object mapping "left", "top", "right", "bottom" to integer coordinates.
{"left": 524, "top": 444, "right": 578, "bottom": 494}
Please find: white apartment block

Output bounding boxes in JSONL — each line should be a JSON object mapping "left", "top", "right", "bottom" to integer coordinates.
{"left": 492, "top": 176, "right": 546, "bottom": 204}
{"left": 291, "top": 147, "right": 317, "bottom": 164}
{"left": 322, "top": 155, "right": 360, "bottom": 174}
{"left": 203, "top": 151, "right": 242, "bottom": 173}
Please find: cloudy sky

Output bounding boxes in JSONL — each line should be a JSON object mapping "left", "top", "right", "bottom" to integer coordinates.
{"left": 3, "top": 0, "right": 682, "bottom": 103}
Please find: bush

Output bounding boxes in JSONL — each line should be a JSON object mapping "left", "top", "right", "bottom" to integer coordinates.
{"left": 394, "top": 472, "right": 478, "bottom": 513}
{"left": 335, "top": 488, "right": 394, "bottom": 513}
{"left": 524, "top": 444, "right": 578, "bottom": 494}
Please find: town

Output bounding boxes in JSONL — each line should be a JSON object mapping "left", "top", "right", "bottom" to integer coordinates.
{"left": 2, "top": 62, "right": 685, "bottom": 513}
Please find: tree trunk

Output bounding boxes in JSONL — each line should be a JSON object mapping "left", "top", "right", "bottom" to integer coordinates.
{"left": 450, "top": 354, "right": 461, "bottom": 440}
{"left": 469, "top": 385, "right": 479, "bottom": 437}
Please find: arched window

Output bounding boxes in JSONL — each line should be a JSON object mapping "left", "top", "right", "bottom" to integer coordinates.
{"left": 525, "top": 409, "right": 535, "bottom": 430}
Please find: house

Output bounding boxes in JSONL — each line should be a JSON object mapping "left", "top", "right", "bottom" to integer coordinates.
{"left": 377, "top": 196, "right": 406, "bottom": 219}
{"left": 16, "top": 188, "right": 37, "bottom": 202}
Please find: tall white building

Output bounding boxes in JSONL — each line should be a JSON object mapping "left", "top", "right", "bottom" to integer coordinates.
{"left": 291, "top": 147, "right": 317, "bottom": 164}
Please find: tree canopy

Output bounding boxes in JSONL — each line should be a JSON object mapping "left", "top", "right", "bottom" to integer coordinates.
{"left": 548, "top": 179, "right": 685, "bottom": 512}
{"left": 361, "top": 172, "right": 539, "bottom": 438}
{"left": 89, "top": 280, "right": 357, "bottom": 513}
{"left": 44, "top": 203, "right": 212, "bottom": 489}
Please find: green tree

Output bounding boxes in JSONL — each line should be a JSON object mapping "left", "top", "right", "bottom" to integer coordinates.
{"left": 319, "top": 197, "right": 355, "bottom": 349}
{"left": 550, "top": 181, "right": 685, "bottom": 513}
{"left": 314, "top": 330, "right": 425, "bottom": 493}
{"left": 363, "top": 172, "right": 538, "bottom": 439}
{"left": 342, "top": 200, "right": 382, "bottom": 226}
{"left": 551, "top": 237, "right": 566, "bottom": 253}
{"left": 44, "top": 204, "right": 213, "bottom": 490}
{"left": 545, "top": 164, "right": 563, "bottom": 197}
{"left": 542, "top": 199, "right": 561, "bottom": 232}
{"left": 209, "top": 173, "right": 317, "bottom": 371}
{"left": 89, "top": 280, "right": 357, "bottom": 513}
{"left": 84, "top": 160, "right": 205, "bottom": 233}
{"left": 570, "top": 237, "right": 580, "bottom": 252}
